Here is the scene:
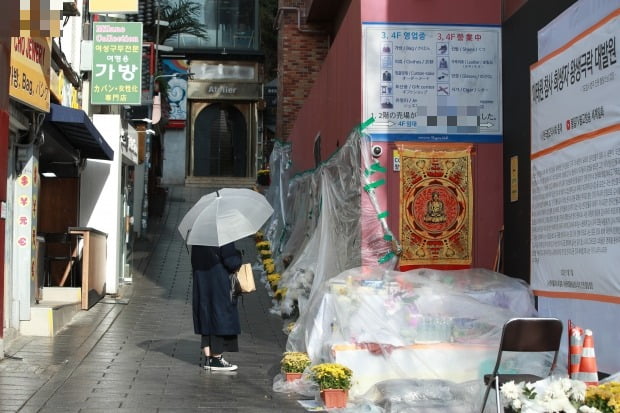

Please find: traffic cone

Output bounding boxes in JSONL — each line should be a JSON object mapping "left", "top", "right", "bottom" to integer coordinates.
{"left": 568, "top": 323, "right": 583, "bottom": 379}
{"left": 577, "top": 329, "right": 598, "bottom": 386}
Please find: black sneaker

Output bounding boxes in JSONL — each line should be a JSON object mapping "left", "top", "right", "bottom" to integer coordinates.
{"left": 206, "top": 356, "right": 238, "bottom": 371}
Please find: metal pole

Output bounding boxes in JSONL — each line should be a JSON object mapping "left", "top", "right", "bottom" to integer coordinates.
{"left": 142, "top": 2, "right": 161, "bottom": 234}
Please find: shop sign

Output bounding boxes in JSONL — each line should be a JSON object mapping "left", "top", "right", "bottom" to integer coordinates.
{"left": 9, "top": 36, "right": 51, "bottom": 112}
{"left": 89, "top": 0, "right": 138, "bottom": 13}
{"left": 187, "top": 82, "right": 263, "bottom": 100}
{"left": 91, "top": 22, "right": 142, "bottom": 105}
{"left": 121, "top": 127, "right": 139, "bottom": 165}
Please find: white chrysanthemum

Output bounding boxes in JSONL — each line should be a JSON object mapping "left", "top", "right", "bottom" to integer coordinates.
{"left": 579, "top": 406, "right": 603, "bottom": 413}
{"left": 501, "top": 380, "right": 523, "bottom": 400}
{"left": 570, "top": 380, "right": 587, "bottom": 401}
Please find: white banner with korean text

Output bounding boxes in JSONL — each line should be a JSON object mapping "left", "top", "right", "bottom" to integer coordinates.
{"left": 531, "top": 10, "right": 620, "bottom": 155}
{"left": 531, "top": 9, "right": 620, "bottom": 303}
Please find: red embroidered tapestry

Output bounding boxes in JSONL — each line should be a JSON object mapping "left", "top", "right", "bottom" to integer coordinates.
{"left": 399, "top": 146, "right": 473, "bottom": 267}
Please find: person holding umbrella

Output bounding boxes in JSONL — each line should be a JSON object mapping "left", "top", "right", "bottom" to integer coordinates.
{"left": 191, "top": 242, "right": 242, "bottom": 371}
{"left": 178, "top": 189, "right": 274, "bottom": 371}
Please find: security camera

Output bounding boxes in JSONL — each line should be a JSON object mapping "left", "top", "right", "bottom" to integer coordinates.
{"left": 371, "top": 145, "right": 383, "bottom": 157}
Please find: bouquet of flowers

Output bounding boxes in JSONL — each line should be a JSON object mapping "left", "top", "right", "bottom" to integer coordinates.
{"left": 584, "top": 381, "right": 620, "bottom": 413}
{"left": 502, "top": 377, "right": 620, "bottom": 413}
{"left": 501, "top": 377, "right": 586, "bottom": 413}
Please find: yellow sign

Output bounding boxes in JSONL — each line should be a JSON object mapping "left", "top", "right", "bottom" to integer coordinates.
{"left": 89, "top": 0, "right": 138, "bottom": 13}
{"left": 510, "top": 155, "right": 519, "bottom": 203}
{"left": 9, "top": 36, "right": 51, "bottom": 112}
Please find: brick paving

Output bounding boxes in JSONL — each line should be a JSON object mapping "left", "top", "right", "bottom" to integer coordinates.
{"left": 0, "top": 186, "right": 308, "bottom": 412}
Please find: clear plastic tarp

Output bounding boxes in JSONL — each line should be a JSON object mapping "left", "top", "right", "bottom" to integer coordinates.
{"left": 263, "top": 122, "right": 552, "bottom": 411}
{"left": 264, "top": 124, "right": 399, "bottom": 319}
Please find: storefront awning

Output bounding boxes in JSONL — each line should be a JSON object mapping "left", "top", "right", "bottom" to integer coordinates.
{"left": 43, "top": 104, "right": 114, "bottom": 161}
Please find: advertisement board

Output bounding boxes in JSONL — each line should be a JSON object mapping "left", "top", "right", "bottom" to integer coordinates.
{"left": 9, "top": 36, "right": 51, "bottom": 112}
{"left": 362, "top": 23, "right": 502, "bottom": 142}
{"left": 91, "top": 22, "right": 142, "bottom": 105}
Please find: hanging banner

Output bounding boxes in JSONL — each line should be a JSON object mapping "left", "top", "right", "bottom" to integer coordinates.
{"left": 531, "top": 9, "right": 620, "bottom": 303}
{"left": 362, "top": 23, "right": 502, "bottom": 142}
{"left": 9, "top": 36, "right": 51, "bottom": 112}
{"left": 91, "top": 22, "right": 142, "bottom": 105}
{"left": 399, "top": 145, "right": 473, "bottom": 267}
{"left": 531, "top": 9, "right": 620, "bottom": 156}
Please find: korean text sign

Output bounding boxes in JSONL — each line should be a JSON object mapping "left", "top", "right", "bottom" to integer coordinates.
{"left": 92, "top": 22, "right": 142, "bottom": 105}
{"left": 530, "top": 10, "right": 620, "bottom": 302}
{"left": 362, "top": 23, "right": 502, "bottom": 142}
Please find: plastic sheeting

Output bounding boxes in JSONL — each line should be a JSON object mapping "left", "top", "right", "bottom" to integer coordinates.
{"left": 285, "top": 267, "right": 540, "bottom": 397}
{"left": 263, "top": 125, "right": 399, "bottom": 319}
{"left": 263, "top": 122, "right": 548, "bottom": 410}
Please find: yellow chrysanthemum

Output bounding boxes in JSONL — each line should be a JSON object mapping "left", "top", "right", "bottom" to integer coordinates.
{"left": 267, "top": 273, "right": 281, "bottom": 285}
{"left": 310, "top": 363, "right": 353, "bottom": 390}
{"left": 585, "top": 382, "right": 620, "bottom": 413}
{"left": 281, "top": 352, "right": 311, "bottom": 373}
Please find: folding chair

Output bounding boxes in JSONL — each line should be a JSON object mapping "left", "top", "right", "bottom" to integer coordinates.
{"left": 480, "top": 317, "right": 563, "bottom": 413}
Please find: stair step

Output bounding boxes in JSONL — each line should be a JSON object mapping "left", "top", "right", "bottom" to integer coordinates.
{"left": 20, "top": 300, "right": 81, "bottom": 336}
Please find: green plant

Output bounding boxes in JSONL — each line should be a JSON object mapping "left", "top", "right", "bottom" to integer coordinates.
{"left": 281, "top": 352, "right": 311, "bottom": 373}
{"left": 145, "top": 0, "right": 208, "bottom": 45}
{"left": 310, "top": 363, "right": 353, "bottom": 390}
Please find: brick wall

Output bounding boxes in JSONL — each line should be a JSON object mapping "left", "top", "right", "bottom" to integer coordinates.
{"left": 276, "top": 1, "right": 329, "bottom": 141}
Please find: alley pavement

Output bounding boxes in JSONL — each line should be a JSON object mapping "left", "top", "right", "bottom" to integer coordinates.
{"left": 0, "top": 186, "right": 308, "bottom": 412}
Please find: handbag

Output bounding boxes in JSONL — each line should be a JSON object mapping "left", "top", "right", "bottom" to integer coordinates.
{"left": 236, "top": 263, "right": 256, "bottom": 293}
{"left": 230, "top": 263, "right": 255, "bottom": 298}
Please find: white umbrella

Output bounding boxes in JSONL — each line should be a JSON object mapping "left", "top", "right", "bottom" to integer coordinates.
{"left": 178, "top": 188, "right": 274, "bottom": 246}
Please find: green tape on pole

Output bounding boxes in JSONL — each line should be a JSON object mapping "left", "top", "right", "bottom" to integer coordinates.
{"left": 377, "top": 211, "right": 389, "bottom": 219}
{"left": 359, "top": 117, "right": 375, "bottom": 131}
{"left": 372, "top": 162, "right": 386, "bottom": 173}
{"left": 378, "top": 251, "right": 395, "bottom": 263}
{"left": 364, "top": 162, "right": 387, "bottom": 177}
{"left": 384, "top": 234, "right": 393, "bottom": 241}
{"left": 363, "top": 179, "right": 385, "bottom": 192}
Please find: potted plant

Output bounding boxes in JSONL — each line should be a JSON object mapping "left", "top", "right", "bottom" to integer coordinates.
{"left": 281, "top": 352, "right": 311, "bottom": 382}
{"left": 310, "top": 362, "right": 353, "bottom": 408}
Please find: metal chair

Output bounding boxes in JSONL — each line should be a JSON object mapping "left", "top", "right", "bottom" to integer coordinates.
{"left": 480, "top": 317, "right": 563, "bottom": 413}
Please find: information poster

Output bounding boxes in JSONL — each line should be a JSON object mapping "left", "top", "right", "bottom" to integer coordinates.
{"left": 531, "top": 10, "right": 620, "bottom": 302}
{"left": 363, "top": 23, "right": 501, "bottom": 142}
{"left": 91, "top": 22, "right": 142, "bottom": 105}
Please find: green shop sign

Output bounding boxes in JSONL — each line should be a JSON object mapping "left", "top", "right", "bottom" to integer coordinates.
{"left": 91, "top": 22, "right": 142, "bottom": 105}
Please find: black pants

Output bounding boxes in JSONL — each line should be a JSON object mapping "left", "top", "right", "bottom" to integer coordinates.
{"left": 201, "top": 334, "right": 239, "bottom": 354}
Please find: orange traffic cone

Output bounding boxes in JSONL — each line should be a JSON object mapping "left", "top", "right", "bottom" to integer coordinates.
{"left": 577, "top": 329, "right": 598, "bottom": 386}
{"left": 568, "top": 324, "right": 583, "bottom": 379}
